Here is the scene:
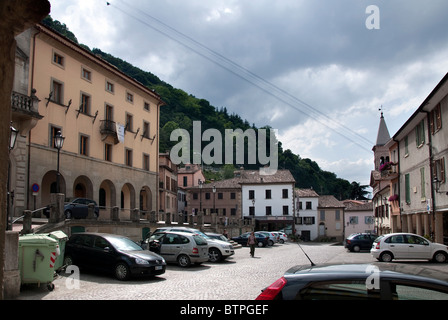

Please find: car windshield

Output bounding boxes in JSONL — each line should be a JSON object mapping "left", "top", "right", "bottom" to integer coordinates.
{"left": 108, "top": 237, "right": 143, "bottom": 251}
{"left": 216, "top": 235, "right": 228, "bottom": 241}
{"left": 149, "top": 233, "right": 165, "bottom": 241}
{"left": 194, "top": 230, "right": 211, "bottom": 239}
{"left": 193, "top": 235, "right": 208, "bottom": 245}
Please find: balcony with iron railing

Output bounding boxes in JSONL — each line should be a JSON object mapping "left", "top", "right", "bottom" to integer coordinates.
{"left": 100, "top": 119, "right": 120, "bottom": 144}
{"left": 100, "top": 119, "right": 117, "bottom": 136}
{"left": 11, "top": 90, "right": 42, "bottom": 121}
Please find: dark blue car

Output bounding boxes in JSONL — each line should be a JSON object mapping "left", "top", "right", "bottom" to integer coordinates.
{"left": 64, "top": 198, "right": 99, "bottom": 219}
{"left": 345, "top": 233, "right": 378, "bottom": 252}
{"left": 232, "top": 232, "right": 269, "bottom": 247}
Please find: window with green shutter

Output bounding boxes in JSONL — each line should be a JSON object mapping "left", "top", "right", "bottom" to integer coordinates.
{"left": 415, "top": 120, "right": 425, "bottom": 147}
{"left": 420, "top": 167, "right": 426, "bottom": 200}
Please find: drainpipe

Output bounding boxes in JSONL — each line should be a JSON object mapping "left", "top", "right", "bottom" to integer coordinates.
{"left": 393, "top": 138, "right": 402, "bottom": 232}
{"left": 155, "top": 101, "right": 162, "bottom": 220}
{"left": 424, "top": 111, "right": 437, "bottom": 242}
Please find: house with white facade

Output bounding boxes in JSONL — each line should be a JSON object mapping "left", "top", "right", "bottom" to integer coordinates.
{"left": 391, "top": 72, "right": 448, "bottom": 243}
{"left": 239, "top": 169, "right": 296, "bottom": 231}
{"left": 295, "top": 188, "right": 319, "bottom": 241}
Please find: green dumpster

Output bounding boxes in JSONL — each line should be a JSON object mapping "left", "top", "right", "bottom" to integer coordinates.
{"left": 18, "top": 234, "right": 59, "bottom": 291}
{"left": 47, "top": 231, "right": 68, "bottom": 272}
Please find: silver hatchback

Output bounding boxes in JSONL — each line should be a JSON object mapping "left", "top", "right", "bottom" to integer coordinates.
{"left": 148, "top": 231, "right": 209, "bottom": 267}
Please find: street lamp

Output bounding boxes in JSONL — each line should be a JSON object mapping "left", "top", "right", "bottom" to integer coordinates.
{"left": 54, "top": 130, "right": 65, "bottom": 193}
{"left": 9, "top": 123, "right": 18, "bottom": 151}
{"left": 199, "top": 179, "right": 203, "bottom": 215}
{"left": 212, "top": 185, "right": 216, "bottom": 214}
{"left": 7, "top": 124, "right": 19, "bottom": 230}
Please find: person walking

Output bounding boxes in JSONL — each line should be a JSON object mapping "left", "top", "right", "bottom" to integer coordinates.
{"left": 248, "top": 231, "right": 256, "bottom": 257}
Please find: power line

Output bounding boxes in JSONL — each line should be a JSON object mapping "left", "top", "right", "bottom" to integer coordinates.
{"left": 106, "top": 1, "right": 374, "bottom": 153}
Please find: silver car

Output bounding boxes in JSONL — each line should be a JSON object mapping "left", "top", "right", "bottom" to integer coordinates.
{"left": 148, "top": 231, "right": 209, "bottom": 267}
{"left": 255, "top": 231, "right": 277, "bottom": 246}
{"left": 371, "top": 233, "right": 448, "bottom": 263}
{"left": 153, "top": 227, "right": 235, "bottom": 262}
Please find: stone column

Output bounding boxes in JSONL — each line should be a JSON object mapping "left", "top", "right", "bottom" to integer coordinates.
{"left": 165, "top": 212, "right": 171, "bottom": 225}
{"left": 149, "top": 211, "right": 156, "bottom": 223}
{"left": 197, "top": 213, "right": 203, "bottom": 228}
{"left": 415, "top": 213, "right": 422, "bottom": 236}
{"left": 0, "top": 0, "right": 50, "bottom": 300}
{"left": 49, "top": 193, "right": 65, "bottom": 223}
{"left": 130, "top": 208, "right": 140, "bottom": 223}
{"left": 22, "top": 210, "right": 32, "bottom": 234}
{"left": 111, "top": 206, "right": 120, "bottom": 222}
{"left": 4, "top": 231, "right": 20, "bottom": 299}
{"left": 87, "top": 203, "right": 97, "bottom": 220}
{"left": 407, "top": 214, "right": 414, "bottom": 234}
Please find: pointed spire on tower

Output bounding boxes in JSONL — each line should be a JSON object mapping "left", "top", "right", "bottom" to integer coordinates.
{"left": 375, "top": 106, "right": 390, "bottom": 146}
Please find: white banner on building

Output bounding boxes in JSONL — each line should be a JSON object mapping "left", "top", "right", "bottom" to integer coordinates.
{"left": 116, "top": 122, "right": 125, "bottom": 143}
{"left": 427, "top": 198, "right": 432, "bottom": 213}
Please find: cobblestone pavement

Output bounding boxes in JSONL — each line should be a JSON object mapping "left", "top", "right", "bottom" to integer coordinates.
{"left": 16, "top": 242, "right": 447, "bottom": 300}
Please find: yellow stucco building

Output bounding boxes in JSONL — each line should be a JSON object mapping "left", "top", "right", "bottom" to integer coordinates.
{"left": 11, "top": 23, "right": 164, "bottom": 221}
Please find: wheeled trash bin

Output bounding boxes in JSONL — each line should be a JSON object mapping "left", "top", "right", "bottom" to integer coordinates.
{"left": 18, "top": 234, "right": 60, "bottom": 291}
{"left": 47, "top": 231, "right": 68, "bottom": 273}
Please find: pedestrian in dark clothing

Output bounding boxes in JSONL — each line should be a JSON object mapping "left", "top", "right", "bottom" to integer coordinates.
{"left": 248, "top": 231, "right": 256, "bottom": 257}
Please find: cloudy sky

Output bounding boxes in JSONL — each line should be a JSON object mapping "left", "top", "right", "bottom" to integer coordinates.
{"left": 48, "top": 0, "right": 448, "bottom": 188}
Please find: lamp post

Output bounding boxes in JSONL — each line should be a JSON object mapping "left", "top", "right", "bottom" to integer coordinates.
{"left": 198, "top": 179, "right": 203, "bottom": 215}
{"left": 7, "top": 124, "right": 19, "bottom": 230}
{"left": 9, "top": 123, "right": 18, "bottom": 151}
{"left": 212, "top": 185, "right": 216, "bottom": 214}
{"left": 54, "top": 130, "right": 65, "bottom": 193}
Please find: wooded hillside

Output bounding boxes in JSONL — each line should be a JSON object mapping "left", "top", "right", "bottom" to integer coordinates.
{"left": 41, "top": 16, "right": 369, "bottom": 200}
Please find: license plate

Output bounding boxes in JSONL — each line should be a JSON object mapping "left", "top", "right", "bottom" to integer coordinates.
{"left": 155, "top": 266, "right": 163, "bottom": 270}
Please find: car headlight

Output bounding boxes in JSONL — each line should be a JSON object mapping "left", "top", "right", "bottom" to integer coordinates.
{"left": 220, "top": 244, "right": 231, "bottom": 249}
{"left": 135, "top": 258, "right": 149, "bottom": 265}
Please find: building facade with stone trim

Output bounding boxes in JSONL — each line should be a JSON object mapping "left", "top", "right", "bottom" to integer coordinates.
{"left": 11, "top": 23, "right": 165, "bottom": 222}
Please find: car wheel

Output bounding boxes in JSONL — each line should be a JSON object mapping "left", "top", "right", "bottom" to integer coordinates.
{"left": 353, "top": 245, "right": 361, "bottom": 252}
{"left": 209, "top": 248, "right": 222, "bottom": 263}
{"left": 65, "top": 210, "right": 72, "bottom": 219}
{"left": 268, "top": 240, "right": 274, "bottom": 246}
{"left": 433, "top": 251, "right": 448, "bottom": 263}
{"left": 279, "top": 239, "right": 284, "bottom": 244}
{"left": 115, "top": 262, "right": 131, "bottom": 281}
{"left": 177, "top": 254, "right": 191, "bottom": 267}
{"left": 379, "top": 251, "right": 394, "bottom": 262}
{"left": 257, "top": 241, "right": 264, "bottom": 247}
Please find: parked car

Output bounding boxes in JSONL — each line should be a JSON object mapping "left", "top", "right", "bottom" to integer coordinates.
{"left": 256, "top": 263, "right": 448, "bottom": 300}
{"left": 43, "top": 198, "right": 99, "bottom": 219}
{"left": 147, "top": 231, "right": 209, "bottom": 267}
{"left": 150, "top": 227, "right": 234, "bottom": 262}
{"left": 256, "top": 231, "right": 277, "bottom": 246}
{"left": 270, "top": 231, "right": 287, "bottom": 244}
{"left": 232, "top": 232, "right": 269, "bottom": 247}
{"left": 277, "top": 232, "right": 288, "bottom": 244}
{"left": 371, "top": 233, "right": 448, "bottom": 263}
{"left": 345, "top": 233, "right": 377, "bottom": 252}
{"left": 205, "top": 232, "right": 230, "bottom": 242}
{"left": 64, "top": 232, "right": 166, "bottom": 280}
